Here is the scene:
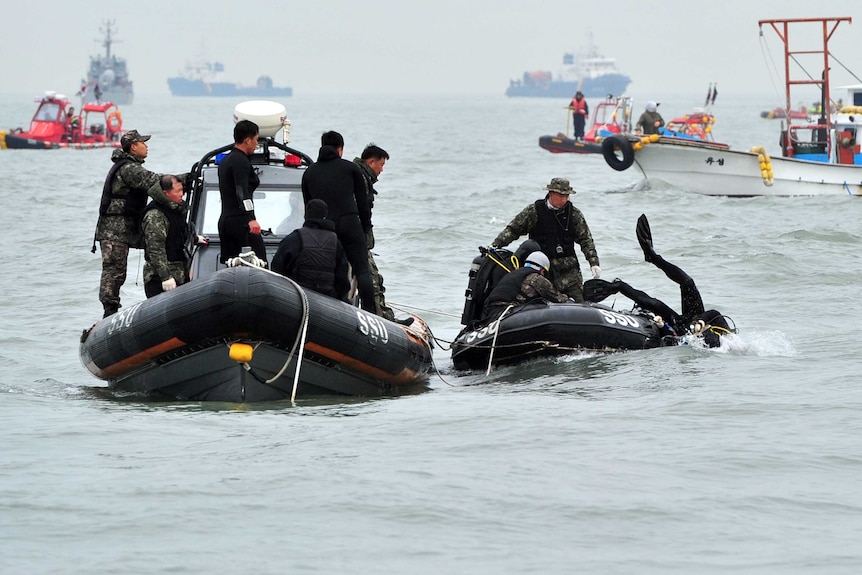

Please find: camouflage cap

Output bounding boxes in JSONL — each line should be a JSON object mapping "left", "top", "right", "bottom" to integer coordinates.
{"left": 121, "top": 129, "right": 151, "bottom": 150}
{"left": 545, "top": 177, "right": 574, "bottom": 194}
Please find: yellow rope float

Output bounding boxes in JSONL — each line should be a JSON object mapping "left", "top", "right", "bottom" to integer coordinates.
{"left": 750, "top": 146, "right": 774, "bottom": 186}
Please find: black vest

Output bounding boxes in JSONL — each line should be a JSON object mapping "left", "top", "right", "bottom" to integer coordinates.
{"left": 484, "top": 267, "right": 537, "bottom": 308}
{"left": 289, "top": 227, "right": 339, "bottom": 298}
{"left": 529, "top": 200, "right": 577, "bottom": 258}
{"left": 98, "top": 159, "right": 146, "bottom": 217}
{"left": 143, "top": 201, "right": 188, "bottom": 262}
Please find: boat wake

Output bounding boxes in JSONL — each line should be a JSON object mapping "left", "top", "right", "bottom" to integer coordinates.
{"left": 706, "top": 330, "right": 797, "bottom": 357}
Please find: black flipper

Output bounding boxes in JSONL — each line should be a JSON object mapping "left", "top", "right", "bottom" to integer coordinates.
{"left": 636, "top": 214, "right": 655, "bottom": 263}
{"left": 583, "top": 278, "right": 619, "bottom": 303}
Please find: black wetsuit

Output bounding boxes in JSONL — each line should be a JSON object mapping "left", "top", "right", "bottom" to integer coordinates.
{"left": 217, "top": 147, "right": 266, "bottom": 264}
{"left": 301, "top": 145, "right": 375, "bottom": 312}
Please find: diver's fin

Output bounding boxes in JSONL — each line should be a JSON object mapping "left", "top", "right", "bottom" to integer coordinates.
{"left": 636, "top": 214, "right": 655, "bottom": 263}
{"left": 583, "top": 278, "right": 619, "bottom": 303}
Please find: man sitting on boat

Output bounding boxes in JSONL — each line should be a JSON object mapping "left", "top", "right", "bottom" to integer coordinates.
{"left": 585, "top": 214, "right": 734, "bottom": 347}
{"left": 481, "top": 251, "right": 569, "bottom": 322}
{"left": 141, "top": 174, "right": 190, "bottom": 298}
{"left": 271, "top": 199, "right": 351, "bottom": 302}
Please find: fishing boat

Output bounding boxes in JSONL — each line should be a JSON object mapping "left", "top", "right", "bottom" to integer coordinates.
{"left": 450, "top": 245, "right": 664, "bottom": 372}
{"left": 601, "top": 17, "right": 862, "bottom": 197}
{"left": 167, "top": 61, "right": 293, "bottom": 97}
{"left": 506, "top": 40, "right": 631, "bottom": 99}
{"left": 539, "top": 95, "right": 634, "bottom": 155}
{"left": 81, "top": 21, "right": 134, "bottom": 105}
{"left": 1, "top": 91, "right": 124, "bottom": 150}
{"left": 79, "top": 101, "right": 432, "bottom": 401}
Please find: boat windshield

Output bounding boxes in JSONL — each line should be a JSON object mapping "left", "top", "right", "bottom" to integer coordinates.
{"left": 196, "top": 186, "right": 305, "bottom": 237}
{"left": 35, "top": 103, "right": 61, "bottom": 121}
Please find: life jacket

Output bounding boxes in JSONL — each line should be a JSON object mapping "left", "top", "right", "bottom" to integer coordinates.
{"left": 529, "top": 200, "right": 577, "bottom": 258}
{"left": 142, "top": 201, "right": 189, "bottom": 262}
{"left": 484, "top": 267, "right": 537, "bottom": 309}
{"left": 570, "top": 97, "right": 588, "bottom": 114}
{"left": 98, "top": 159, "right": 142, "bottom": 217}
{"left": 288, "top": 226, "right": 339, "bottom": 298}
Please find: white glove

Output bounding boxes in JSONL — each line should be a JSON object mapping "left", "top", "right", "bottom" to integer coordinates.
{"left": 162, "top": 277, "right": 177, "bottom": 291}
{"left": 590, "top": 265, "right": 601, "bottom": 279}
{"left": 196, "top": 235, "right": 209, "bottom": 245}
{"left": 653, "top": 315, "right": 665, "bottom": 328}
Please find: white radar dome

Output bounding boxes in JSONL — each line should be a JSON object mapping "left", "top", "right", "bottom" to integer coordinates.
{"left": 233, "top": 100, "right": 289, "bottom": 139}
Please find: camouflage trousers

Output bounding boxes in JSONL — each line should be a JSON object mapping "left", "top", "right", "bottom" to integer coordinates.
{"left": 99, "top": 239, "right": 130, "bottom": 317}
{"left": 368, "top": 250, "right": 395, "bottom": 320}
{"left": 549, "top": 256, "right": 585, "bottom": 302}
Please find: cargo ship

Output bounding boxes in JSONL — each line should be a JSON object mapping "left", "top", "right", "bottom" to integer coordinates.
{"left": 506, "top": 43, "right": 631, "bottom": 98}
{"left": 167, "top": 61, "right": 293, "bottom": 97}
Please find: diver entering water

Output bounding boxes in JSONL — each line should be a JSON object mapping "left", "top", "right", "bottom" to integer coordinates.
{"left": 585, "top": 214, "right": 733, "bottom": 347}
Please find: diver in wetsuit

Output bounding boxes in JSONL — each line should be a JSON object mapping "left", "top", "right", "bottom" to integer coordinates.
{"left": 585, "top": 214, "right": 733, "bottom": 347}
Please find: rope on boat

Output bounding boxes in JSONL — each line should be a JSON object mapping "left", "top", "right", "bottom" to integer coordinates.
{"left": 485, "top": 304, "right": 514, "bottom": 376}
{"left": 228, "top": 258, "right": 311, "bottom": 400}
{"left": 388, "top": 301, "right": 461, "bottom": 319}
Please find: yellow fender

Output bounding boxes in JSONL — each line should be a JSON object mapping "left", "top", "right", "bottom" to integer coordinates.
{"left": 750, "top": 146, "right": 774, "bottom": 186}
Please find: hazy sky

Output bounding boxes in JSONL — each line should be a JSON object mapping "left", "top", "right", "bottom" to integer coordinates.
{"left": 3, "top": 0, "right": 861, "bottom": 97}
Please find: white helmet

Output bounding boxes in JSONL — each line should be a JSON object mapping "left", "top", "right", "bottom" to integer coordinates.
{"left": 525, "top": 251, "right": 550, "bottom": 272}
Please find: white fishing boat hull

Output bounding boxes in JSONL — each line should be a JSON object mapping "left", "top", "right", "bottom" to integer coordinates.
{"left": 630, "top": 139, "right": 862, "bottom": 197}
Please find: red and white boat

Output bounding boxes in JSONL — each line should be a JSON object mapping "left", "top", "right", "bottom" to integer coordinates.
{"left": 0, "top": 91, "right": 125, "bottom": 150}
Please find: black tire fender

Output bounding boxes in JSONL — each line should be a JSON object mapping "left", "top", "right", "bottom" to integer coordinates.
{"left": 602, "top": 135, "right": 635, "bottom": 171}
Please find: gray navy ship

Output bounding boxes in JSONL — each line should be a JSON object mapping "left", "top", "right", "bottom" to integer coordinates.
{"left": 81, "top": 21, "right": 133, "bottom": 105}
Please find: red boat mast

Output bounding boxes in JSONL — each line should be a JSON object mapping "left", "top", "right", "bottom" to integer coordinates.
{"left": 758, "top": 17, "right": 851, "bottom": 118}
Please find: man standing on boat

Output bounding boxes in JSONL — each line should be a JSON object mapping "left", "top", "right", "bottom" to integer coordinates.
{"left": 217, "top": 119, "right": 267, "bottom": 266}
{"left": 302, "top": 130, "right": 376, "bottom": 314}
{"left": 352, "top": 144, "right": 405, "bottom": 323}
{"left": 491, "top": 177, "right": 601, "bottom": 302}
{"left": 636, "top": 101, "right": 664, "bottom": 135}
{"left": 93, "top": 130, "right": 174, "bottom": 318}
{"left": 569, "top": 91, "right": 589, "bottom": 142}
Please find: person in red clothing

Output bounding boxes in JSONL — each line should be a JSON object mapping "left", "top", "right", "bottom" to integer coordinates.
{"left": 569, "top": 91, "right": 589, "bottom": 142}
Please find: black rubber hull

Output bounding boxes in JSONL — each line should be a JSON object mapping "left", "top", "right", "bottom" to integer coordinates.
{"left": 80, "top": 267, "right": 433, "bottom": 401}
{"left": 539, "top": 134, "right": 604, "bottom": 155}
{"left": 1, "top": 132, "right": 119, "bottom": 150}
{"left": 451, "top": 301, "right": 662, "bottom": 371}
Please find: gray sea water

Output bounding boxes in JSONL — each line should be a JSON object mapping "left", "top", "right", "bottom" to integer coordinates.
{"left": 2, "top": 91, "right": 862, "bottom": 574}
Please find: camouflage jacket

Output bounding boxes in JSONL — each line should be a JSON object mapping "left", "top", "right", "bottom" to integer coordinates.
{"left": 492, "top": 201, "right": 599, "bottom": 269}
{"left": 517, "top": 272, "right": 569, "bottom": 305}
{"left": 141, "top": 201, "right": 189, "bottom": 285}
{"left": 95, "top": 149, "right": 170, "bottom": 247}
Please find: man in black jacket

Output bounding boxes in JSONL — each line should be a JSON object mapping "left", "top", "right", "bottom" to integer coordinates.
{"left": 301, "top": 131, "right": 375, "bottom": 312}
{"left": 271, "top": 199, "right": 350, "bottom": 302}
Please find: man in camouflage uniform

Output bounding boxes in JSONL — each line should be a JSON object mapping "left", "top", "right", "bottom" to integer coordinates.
{"left": 94, "top": 130, "right": 173, "bottom": 318}
{"left": 492, "top": 177, "right": 601, "bottom": 302}
{"left": 141, "top": 174, "right": 190, "bottom": 298}
{"left": 353, "top": 144, "right": 412, "bottom": 325}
